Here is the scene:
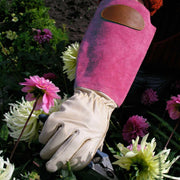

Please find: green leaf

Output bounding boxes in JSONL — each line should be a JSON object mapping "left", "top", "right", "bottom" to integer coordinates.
{"left": 147, "top": 111, "right": 180, "bottom": 137}
{"left": 0, "top": 124, "right": 9, "bottom": 141}
{"left": 59, "top": 162, "right": 77, "bottom": 180}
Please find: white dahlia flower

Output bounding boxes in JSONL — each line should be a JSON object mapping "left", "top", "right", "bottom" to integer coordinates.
{"left": 61, "top": 42, "right": 79, "bottom": 81}
{"left": 0, "top": 151, "right": 14, "bottom": 180}
{"left": 3, "top": 97, "right": 44, "bottom": 143}
{"left": 113, "top": 134, "right": 180, "bottom": 180}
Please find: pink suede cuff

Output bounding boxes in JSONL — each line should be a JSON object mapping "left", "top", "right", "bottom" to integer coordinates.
{"left": 75, "top": 0, "right": 156, "bottom": 106}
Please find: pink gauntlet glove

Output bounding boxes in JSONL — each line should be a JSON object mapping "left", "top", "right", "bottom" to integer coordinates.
{"left": 75, "top": 0, "right": 156, "bottom": 105}
{"left": 39, "top": 0, "right": 156, "bottom": 172}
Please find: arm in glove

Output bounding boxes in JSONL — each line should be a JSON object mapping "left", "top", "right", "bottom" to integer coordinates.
{"left": 39, "top": 87, "right": 117, "bottom": 172}
{"left": 39, "top": 0, "right": 157, "bottom": 172}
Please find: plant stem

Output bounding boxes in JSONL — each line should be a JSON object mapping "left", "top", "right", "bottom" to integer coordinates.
{"left": 10, "top": 97, "right": 39, "bottom": 161}
{"left": 164, "top": 119, "right": 180, "bottom": 150}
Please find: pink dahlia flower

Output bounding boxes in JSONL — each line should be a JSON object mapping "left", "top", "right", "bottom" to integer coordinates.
{"left": 122, "top": 115, "right": 149, "bottom": 143}
{"left": 141, "top": 88, "right": 158, "bottom": 105}
{"left": 20, "top": 75, "right": 60, "bottom": 113}
{"left": 166, "top": 95, "right": 180, "bottom": 120}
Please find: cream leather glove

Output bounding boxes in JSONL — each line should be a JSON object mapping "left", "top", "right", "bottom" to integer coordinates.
{"left": 39, "top": 87, "right": 117, "bottom": 172}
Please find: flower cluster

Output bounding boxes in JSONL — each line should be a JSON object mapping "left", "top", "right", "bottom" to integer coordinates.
{"left": 11, "top": 13, "right": 19, "bottom": 22}
{"left": 122, "top": 115, "right": 149, "bottom": 143}
{"left": 62, "top": 42, "right": 80, "bottom": 81}
{"left": 0, "top": 151, "right": 14, "bottom": 180}
{"left": 34, "top": 29, "right": 52, "bottom": 44}
{"left": 113, "top": 134, "right": 180, "bottom": 180}
{"left": 5, "top": 30, "right": 18, "bottom": 41}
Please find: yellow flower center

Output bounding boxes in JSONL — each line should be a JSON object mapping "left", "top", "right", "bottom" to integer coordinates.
{"left": 132, "top": 156, "right": 148, "bottom": 170}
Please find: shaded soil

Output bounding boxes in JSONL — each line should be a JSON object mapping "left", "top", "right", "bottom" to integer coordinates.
{"left": 44, "top": 0, "right": 98, "bottom": 42}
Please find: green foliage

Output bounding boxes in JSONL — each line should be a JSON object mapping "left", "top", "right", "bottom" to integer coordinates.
{"left": 20, "top": 171, "right": 40, "bottom": 180}
{"left": 0, "top": 0, "right": 69, "bottom": 116}
{"left": 0, "top": 0, "right": 10, "bottom": 21}
{"left": 147, "top": 111, "right": 180, "bottom": 150}
{"left": 0, "top": 123, "right": 9, "bottom": 141}
{"left": 59, "top": 162, "right": 77, "bottom": 180}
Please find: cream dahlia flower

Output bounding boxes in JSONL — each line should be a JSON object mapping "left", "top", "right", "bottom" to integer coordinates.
{"left": 113, "top": 134, "right": 180, "bottom": 180}
{"left": 61, "top": 42, "right": 80, "bottom": 81}
{"left": 3, "top": 97, "right": 44, "bottom": 143}
{"left": 0, "top": 151, "right": 14, "bottom": 180}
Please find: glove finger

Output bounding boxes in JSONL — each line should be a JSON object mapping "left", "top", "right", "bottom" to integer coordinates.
{"left": 39, "top": 112, "right": 63, "bottom": 144}
{"left": 45, "top": 131, "right": 88, "bottom": 172}
{"left": 69, "top": 138, "right": 101, "bottom": 171}
{"left": 40, "top": 124, "right": 75, "bottom": 160}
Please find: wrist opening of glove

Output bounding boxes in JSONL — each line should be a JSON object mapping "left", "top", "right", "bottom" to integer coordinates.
{"left": 75, "top": 87, "right": 117, "bottom": 110}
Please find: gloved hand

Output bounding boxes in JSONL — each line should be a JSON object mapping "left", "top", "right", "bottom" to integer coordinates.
{"left": 39, "top": 87, "right": 117, "bottom": 172}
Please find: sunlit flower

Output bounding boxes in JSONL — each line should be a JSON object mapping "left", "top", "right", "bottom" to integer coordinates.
{"left": 3, "top": 97, "right": 43, "bottom": 143}
{"left": 122, "top": 115, "right": 149, "bottom": 143}
{"left": 113, "top": 134, "right": 180, "bottom": 180}
{"left": 20, "top": 75, "right": 60, "bottom": 113}
{"left": 61, "top": 42, "right": 79, "bottom": 81}
{"left": 12, "top": 17, "right": 18, "bottom": 22}
{"left": 166, "top": 95, "right": 180, "bottom": 120}
{"left": 0, "top": 151, "right": 14, "bottom": 180}
{"left": 141, "top": 88, "right": 158, "bottom": 105}
{"left": 5, "top": 30, "right": 18, "bottom": 40}
{"left": 11, "top": 13, "right": 16, "bottom": 17}
{"left": 21, "top": 171, "right": 40, "bottom": 179}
